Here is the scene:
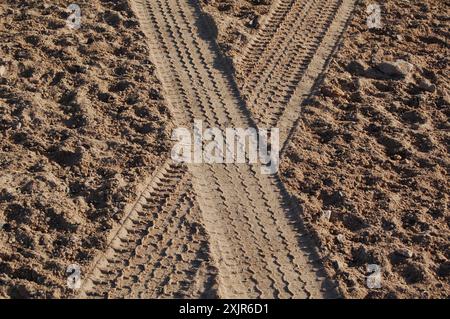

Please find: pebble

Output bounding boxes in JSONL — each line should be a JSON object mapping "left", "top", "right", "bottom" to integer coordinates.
{"left": 377, "top": 59, "right": 414, "bottom": 78}
{"left": 336, "top": 234, "right": 345, "bottom": 243}
{"left": 247, "top": 17, "right": 259, "bottom": 29}
{"left": 332, "top": 259, "right": 343, "bottom": 271}
{"left": 395, "top": 248, "right": 413, "bottom": 258}
{"left": 346, "top": 60, "right": 367, "bottom": 76}
{"left": 0, "top": 65, "right": 6, "bottom": 77}
{"left": 417, "top": 78, "right": 436, "bottom": 92}
{"left": 321, "top": 210, "right": 332, "bottom": 221}
{"left": 218, "top": 3, "right": 231, "bottom": 11}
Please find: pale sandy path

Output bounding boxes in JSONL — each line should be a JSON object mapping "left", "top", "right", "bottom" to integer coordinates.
{"left": 78, "top": 0, "right": 355, "bottom": 299}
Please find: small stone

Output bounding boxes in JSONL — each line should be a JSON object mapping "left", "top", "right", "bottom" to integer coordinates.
{"left": 321, "top": 210, "right": 332, "bottom": 221}
{"left": 336, "top": 234, "right": 345, "bottom": 243}
{"left": 395, "top": 248, "right": 413, "bottom": 258}
{"left": 377, "top": 59, "right": 414, "bottom": 78}
{"left": 217, "top": 3, "right": 231, "bottom": 11}
{"left": 437, "top": 261, "right": 450, "bottom": 277}
{"left": 0, "top": 65, "right": 6, "bottom": 77}
{"left": 332, "top": 259, "right": 343, "bottom": 271}
{"left": 417, "top": 78, "right": 436, "bottom": 92}
{"left": 346, "top": 60, "right": 367, "bottom": 76}
{"left": 246, "top": 16, "right": 259, "bottom": 29}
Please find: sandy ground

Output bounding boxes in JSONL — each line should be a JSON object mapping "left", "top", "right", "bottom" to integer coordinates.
{"left": 277, "top": 0, "right": 449, "bottom": 298}
{"left": 204, "top": 0, "right": 449, "bottom": 298}
{"left": 200, "top": 0, "right": 273, "bottom": 59}
{"left": 0, "top": 0, "right": 172, "bottom": 298}
{"left": 0, "top": 0, "right": 448, "bottom": 299}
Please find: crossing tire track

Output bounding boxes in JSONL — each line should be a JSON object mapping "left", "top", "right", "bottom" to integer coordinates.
{"left": 82, "top": 0, "right": 355, "bottom": 299}
{"left": 127, "top": 0, "right": 341, "bottom": 298}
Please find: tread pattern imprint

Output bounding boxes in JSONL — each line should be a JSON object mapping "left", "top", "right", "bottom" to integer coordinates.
{"left": 77, "top": 0, "right": 356, "bottom": 299}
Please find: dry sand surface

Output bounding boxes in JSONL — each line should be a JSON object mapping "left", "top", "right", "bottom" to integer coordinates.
{"left": 0, "top": 0, "right": 173, "bottom": 298}
{"left": 0, "top": 0, "right": 449, "bottom": 299}
{"left": 204, "top": 0, "right": 449, "bottom": 298}
{"left": 278, "top": 0, "right": 449, "bottom": 298}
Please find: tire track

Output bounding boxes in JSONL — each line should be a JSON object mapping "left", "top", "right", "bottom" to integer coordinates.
{"left": 129, "top": 0, "right": 338, "bottom": 298}
{"left": 109, "top": 185, "right": 218, "bottom": 299}
{"left": 81, "top": 0, "right": 355, "bottom": 298}
{"left": 243, "top": 0, "right": 340, "bottom": 124}
{"left": 238, "top": 0, "right": 356, "bottom": 147}
{"left": 77, "top": 160, "right": 218, "bottom": 298}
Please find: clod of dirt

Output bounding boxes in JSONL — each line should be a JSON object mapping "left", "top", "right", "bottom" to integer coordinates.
{"left": 218, "top": 3, "right": 231, "bottom": 12}
{"left": 395, "top": 248, "right": 414, "bottom": 259}
{"left": 417, "top": 78, "right": 436, "bottom": 92}
{"left": 437, "top": 262, "right": 450, "bottom": 278}
{"left": 401, "top": 262, "right": 427, "bottom": 284}
{"left": 376, "top": 60, "right": 414, "bottom": 78}
{"left": 103, "top": 10, "right": 123, "bottom": 27}
{"left": 346, "top": 60, "right": 368, "bottom": 76}
{"left": 351, "top": 245, "right": 371, "bottom": 265}
{"left": 0, "top": 65, "right": 7, "bottom": 77}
